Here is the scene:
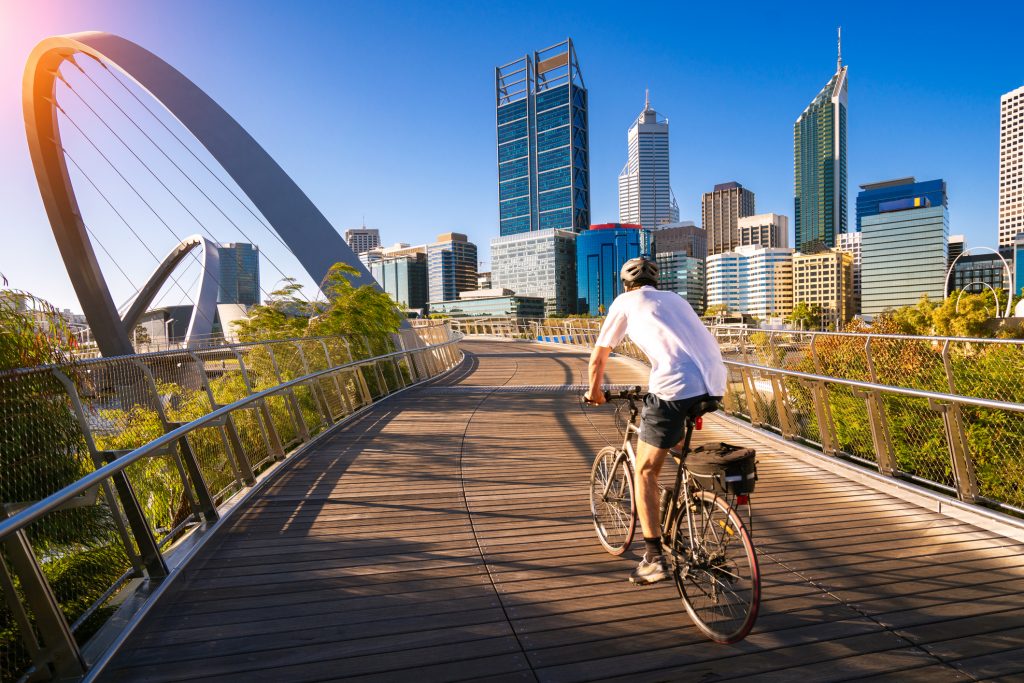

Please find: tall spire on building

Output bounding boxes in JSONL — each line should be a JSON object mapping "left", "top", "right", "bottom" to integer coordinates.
{"left": 837, "top": 26, "right": 842, "bottom": 71}
{"left": 645, "top": 88, "right": 650, "bottom": 112}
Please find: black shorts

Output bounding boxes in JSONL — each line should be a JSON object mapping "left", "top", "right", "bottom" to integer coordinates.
{"left": 638, "top": 393, "right": 711, "bottom": 449}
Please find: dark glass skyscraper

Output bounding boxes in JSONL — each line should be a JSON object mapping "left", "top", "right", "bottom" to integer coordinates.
{"left": 217, "top": 242, "right": 259, "bottom": 306}
{"left": 794, "top": 32, "right": 848, "bottom": 253}
{"left": 496, "top": 39, "right": 590, "bottom": 236}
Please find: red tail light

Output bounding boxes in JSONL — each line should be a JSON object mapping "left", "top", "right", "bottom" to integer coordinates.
{"left": 735, "top": 494, "right": 749, "bottom": 505}
{"left": 695, "top": 417, "right": 703, "bottom": 430}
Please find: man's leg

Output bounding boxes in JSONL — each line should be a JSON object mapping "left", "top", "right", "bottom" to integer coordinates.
{"left": 634, "top": 439, "right": 669, "bottom": 540}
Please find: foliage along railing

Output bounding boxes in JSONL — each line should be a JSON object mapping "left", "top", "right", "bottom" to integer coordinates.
{"left": 454, "top": 317, "right": 1024, "bottom": 518}
{"left": 0, "top": 322, "right": 462, "bottom": 683}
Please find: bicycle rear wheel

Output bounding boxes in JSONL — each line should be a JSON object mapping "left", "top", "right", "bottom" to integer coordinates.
{"left": 669, "top": 490, "right": 759, "bottom": 643}
{"left": 589, "top": 446, "right": 635, "bottom": 555}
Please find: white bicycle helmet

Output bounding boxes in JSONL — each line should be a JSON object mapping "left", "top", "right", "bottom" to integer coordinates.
{"left": 620, "top": 256, "right": 659, "bottom": 288}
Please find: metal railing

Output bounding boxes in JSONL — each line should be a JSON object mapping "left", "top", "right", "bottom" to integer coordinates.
{"left": 456, "top": 318, "right": 1024, "bottom": 518}
{"left": 0, "top": 322, "right": 462, "bottom": 683}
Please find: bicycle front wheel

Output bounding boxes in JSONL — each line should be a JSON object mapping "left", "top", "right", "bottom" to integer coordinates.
{"left": 589, "top": 446, "right": 635, "bottom": 555}
{"left": 670, "top": 490, "right": 760, "bottom": 643}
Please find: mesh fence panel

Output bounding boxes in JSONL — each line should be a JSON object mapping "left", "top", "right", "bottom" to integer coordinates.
{"left": 824, "top": 382, "right": 876, "bottom": 463}
{"left": 883, "top": 394, "right": 955, "bottom": 488}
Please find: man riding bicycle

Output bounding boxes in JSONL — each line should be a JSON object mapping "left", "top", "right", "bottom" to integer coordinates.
{"left": 583, "top": 256, "right": 727, "bottom": 585}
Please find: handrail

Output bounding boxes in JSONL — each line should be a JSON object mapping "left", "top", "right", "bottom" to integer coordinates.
{"left": 707, "top": 325, "right": 1024, "bottom": 347}
{"left": 0, "top": 343, "right": 453, "bottom": 543}
{"left": 723, "top": 359, "right": 1024, "bottom": 414}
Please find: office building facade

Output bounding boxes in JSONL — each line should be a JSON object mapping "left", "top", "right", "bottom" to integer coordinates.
{"left": 703, "top": 182, "right": 756, "bottom": 256}
{"left": 426, "top": 233, "right": 477, "bottom": 304}
{"left": 343, "top": 228, "right": 381, "bottom": 255}
{"left": 861, "top": 200, "right": 948, "bottom": 317}
{"left": 656, "top": 251, "right": 705, "bottom": 314}
{"left": 217, "top": 242, "right": 259, "bottom": 306}
{"left": 496, "top": 39, "right": 590, "bottom": 236}
{"left": 793, "top": 249, "right": 854, "bottom": 328}
{"left": 428, "top": 289, "right": 545, "bottom": 318}
{"left": 707, "top": 244, "right": 793, "bottom": 320}
{"left": 618, "top": 93, "right": 678, "bottom": 230}
{"left": 856, "top": 178, "right": 947, "bottom": 232}
{"left": 369, "top": 253, "right": 428, "bottom": 310}
{"left": 737, "top": 213, "right": 789, "bottom": 249}
{"left": 1015, "top": 233, "right": 1024, "bottom": 298}
{"left": 794, "top": 36, "right": 848, "bottom": 252}
{"left": 950, "top": 253, "right": 1012, "bottom": 296}
{"left": 836, "top": 231, "right": 862, "bottom": 315}
{"left": 491, "top": 228, "right": 577, "bottom": 316}
{"left": 654, "top": 222, "right": 706, "bottom": 260}
{"left": 1000, "top": 85, "right": 1024, "bottom": 248}
{"left": 576, "top": 223, "right": 653, "bottom": 316}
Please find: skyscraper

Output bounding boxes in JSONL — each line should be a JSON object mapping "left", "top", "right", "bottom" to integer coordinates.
{"left": 860, "top": 179, "right": 948, "bottom": 316}
{"left": 496, "top": 39, "right": 590, "bottom": 236}
{"left": 426, "top": 233, "right": 477, "bottom": 303}
{"left": 794, "top": 30, "right": 848, "bottom": 253}
{"left": 217, "top": 242, "right": 259, "bottom": 306}
{"left": 706, "top": 245, "right": 793, "bottom": 320}
{"left": 702, "top": 182, "right": 755, "bottom": 256}
{"left": 618, "top": 92, "right": 678, "bottom": 230}
{"left": 343, "top": 227, "right": 381, "bottom": 255}
{"left": 999, "top": 85, "right": 1024, "bottom": 248}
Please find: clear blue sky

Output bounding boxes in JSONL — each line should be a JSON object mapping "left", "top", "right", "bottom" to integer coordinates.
{"left": 1, "top": 0, "right": 1022, "bottom": 310}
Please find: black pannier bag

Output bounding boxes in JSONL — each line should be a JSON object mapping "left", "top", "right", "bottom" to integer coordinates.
{"left": 686, "top": 442, "right": 757, "bottom": 495}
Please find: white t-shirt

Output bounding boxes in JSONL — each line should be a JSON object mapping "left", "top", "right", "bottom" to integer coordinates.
{"left": 595, "top": 286, "right": 727, "bottom": 401}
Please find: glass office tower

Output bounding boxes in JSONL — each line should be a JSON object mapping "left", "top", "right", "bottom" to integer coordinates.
{"left": 491, "top": 229, "right": 577, "bottom": 316}
{"left": 217, "top": 243, "right": 260, "bottom": 306}
{"left": 860, "top": 179, "right": 948, "bottom": 317}
{"left": 496, "top": 39, "right": 590, "bottom": 236}
{"left": 656, "top": 252, "right": 705, "bottom": 314}
{"left": 575, "top": 224, "right": 652, "bottom": 316}
{"left": 426, "top": 233, "right": 477, "bottom": 304}
{"left": 369, "top": 253, "right": 428, "bottom": 310}
{"left": 794, "top": 33, "right": 848, "bottom": 253}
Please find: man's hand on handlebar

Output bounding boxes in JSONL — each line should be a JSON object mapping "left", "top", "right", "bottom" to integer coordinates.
{"left": 582, "top": 390, "right": 607, "bottom": 406}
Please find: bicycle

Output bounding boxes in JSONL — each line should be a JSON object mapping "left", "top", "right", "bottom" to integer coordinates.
{"left": 587, "top": 386, "right": 761, "bottom": 644}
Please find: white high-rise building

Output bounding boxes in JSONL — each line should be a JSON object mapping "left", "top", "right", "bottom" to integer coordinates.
{"left": 1000, "top": 85, "right": 1024, "bottom": 247}
{"left": 618, "top": 92, "right": 679, "bottom": 230}
{"left": 706, "top": 244, "right": 793, "bottom": 320}
{"left": 836, "top": 231, "right": 862, "bottom": 315}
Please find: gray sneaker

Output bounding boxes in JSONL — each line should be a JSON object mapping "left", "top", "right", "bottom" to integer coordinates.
{"left": 629, "top": 553, "right": 670, "bottom": 585}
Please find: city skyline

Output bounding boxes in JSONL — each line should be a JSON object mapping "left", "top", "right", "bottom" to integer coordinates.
{"left": 1, "top": 2, "right": 1022, "bottom": 311}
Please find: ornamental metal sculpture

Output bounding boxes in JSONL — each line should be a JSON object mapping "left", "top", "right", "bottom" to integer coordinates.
{"left": 24, "top": 32, "right": 374, "bottom": 357}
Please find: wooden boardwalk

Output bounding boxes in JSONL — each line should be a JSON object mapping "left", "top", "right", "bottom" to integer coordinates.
{"left": 101, "top": 340, "right": 1024, "bottom": 682}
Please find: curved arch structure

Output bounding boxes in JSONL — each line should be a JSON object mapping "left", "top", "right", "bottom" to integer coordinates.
{"left": 122, "top": 235, "right": 220, "bottom": 348}
{"left": 24, "top": 32, "right": 375, "bottom": 357}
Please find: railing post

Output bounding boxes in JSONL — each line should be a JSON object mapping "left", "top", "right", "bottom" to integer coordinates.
{"left": 189, "top": 352, "right": 256, "bottom": 486}
{"left": 852, "top": 388, "right": 898, "bottom": 476}
{"left": 740, "top": 368, "right": 762, "bottom": 426}
{"left": 320, "top": 340, "right": 355, "bottom": 416}
{"left": 294, "top": 342, "right": 333, "bottom": 428}
{"left": 769, "top": 373, "right": 796, "bottom": 438}
{"left": 266, "top": 345, "right": 311, "bottom": 443}
{"left": 234, "top": 349, "right": 285, "bottom": 461}
{"left": 929, "top": 398, "right": 980, "bottom": 503}
{"left": 0, "top": 508, "right": 86, "bottom": 680}
{"left": 131, "top": 360, "right": 218, "bottom": 524}
{"left": 803, "top": 379, "right": 838, "bottom": 455}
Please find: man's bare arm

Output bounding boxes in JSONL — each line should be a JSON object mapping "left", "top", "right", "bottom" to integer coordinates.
{"left": 584, "top": 346, "right": 612, "bottom": 405}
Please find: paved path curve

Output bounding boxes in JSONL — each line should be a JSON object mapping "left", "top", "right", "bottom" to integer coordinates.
{"left": 101, "top": 340, "right": 1024, "bottom": 682}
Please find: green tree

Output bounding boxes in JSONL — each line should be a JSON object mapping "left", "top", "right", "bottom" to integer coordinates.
{"left": 788, "top": 301, "right": 823, "bottom": 330}
{"left": 703, "top": 303, "right": 730, "bottom": 319}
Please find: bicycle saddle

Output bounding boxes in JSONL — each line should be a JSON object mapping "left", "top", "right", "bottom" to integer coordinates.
{"left": 688, "top": 396, "right": 723, "bottom": 419}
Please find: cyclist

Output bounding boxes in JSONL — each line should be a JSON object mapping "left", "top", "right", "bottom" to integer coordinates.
{"left": 583, "top": 256, "right": 726, "bottom": 585}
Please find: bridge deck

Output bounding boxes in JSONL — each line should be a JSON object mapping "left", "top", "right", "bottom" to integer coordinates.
{"left": 101, "top": 340, "right": 1024, "bottom": 682}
